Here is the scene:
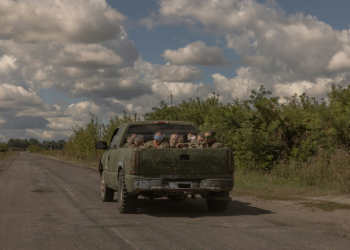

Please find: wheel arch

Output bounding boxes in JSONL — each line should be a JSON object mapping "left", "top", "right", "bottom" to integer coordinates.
{"left": 98, "top": 157, "right": 103, "bottom": 174}
{"left": 117, "top": 162, "right": 124, "bottom": 178}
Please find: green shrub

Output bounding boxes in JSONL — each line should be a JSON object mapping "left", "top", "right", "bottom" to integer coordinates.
{"left": 0, "top": 143, "right": 8, "bottom": 152}
{"left": 27, "top": 145, "right": 42, "bottom": 153}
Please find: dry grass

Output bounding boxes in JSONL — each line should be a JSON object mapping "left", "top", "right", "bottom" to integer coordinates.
{"left": 299, "top": 200, "right": 350, "bottom": 212}
{"left": 234, "top": 170, "right": 335, "bottom": 200}
{"left": 0, "top": 151, "right": 18, "bottom": 162}
{"left": 37, "top": 150, "right": 100, "bottom": 170}
{"left": 234, "top": 147, "right": 350, "bottom": 200}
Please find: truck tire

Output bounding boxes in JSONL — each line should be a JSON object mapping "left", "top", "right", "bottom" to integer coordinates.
{"left": 206, "top": 199, "right": 229, "bottom": 212}
{"left": 118, "top": 170, "right": 138, "bottom": 213}
{"left": 101, "top": 172, "right": 114, "bottom": 202}
{"left": 206, "top": 192, "right": 230, "bottom": 212}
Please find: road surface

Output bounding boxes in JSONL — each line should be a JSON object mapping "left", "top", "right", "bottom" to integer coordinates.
{"left": 0, "top": 152, "right": 349, "bottom": 250}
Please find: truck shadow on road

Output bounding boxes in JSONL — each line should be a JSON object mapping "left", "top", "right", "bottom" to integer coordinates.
{"left": 131, "top": 198, "right": 273, "bottom": 218}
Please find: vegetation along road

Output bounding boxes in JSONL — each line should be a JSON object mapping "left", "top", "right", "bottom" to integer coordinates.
{"left": 1, "top": 152, "right": 349, "bottom": 250}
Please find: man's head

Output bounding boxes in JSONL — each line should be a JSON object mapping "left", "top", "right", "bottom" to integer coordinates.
{"left": 126, "top": 136, "right": 134, "bottom": 144}
{"left": 187, "top": 131, "right": 197, "bottom": 142}
{"left": 154, "top": 130, "right": 165, "bottom": 145}
{"left": 205, "top": 130, "right": 216, "bottom": 144}
{"left": 178, "top": 135, "right": 184, "bottom": 143}
{"left": 134, "top": 135, "right": 144, "bottom": 147}
{"left": 197, "top": 133, "right": 205, "bottom": 144}
{"left": 169, "top": 134, "right": 180, "bottom": 148}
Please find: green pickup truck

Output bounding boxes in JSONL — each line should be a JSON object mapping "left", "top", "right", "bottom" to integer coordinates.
{"left": 95, "top": 121, "right": 234, "bottom": 213}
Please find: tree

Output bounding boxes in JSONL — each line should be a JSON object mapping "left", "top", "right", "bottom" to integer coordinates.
{"left": 0, "top": 143, "right": 8, "bottom": 152}
{"left": 102, "top": 112, "right": 133, "bottom": 144}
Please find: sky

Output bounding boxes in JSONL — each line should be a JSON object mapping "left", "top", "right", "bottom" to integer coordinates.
{"left": 0, "top": 0, "right": 350, "bottom": 142}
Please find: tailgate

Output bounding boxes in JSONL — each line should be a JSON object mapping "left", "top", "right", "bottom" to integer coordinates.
{"left": 138, "top": 148, "right": 229, "bottom": 176}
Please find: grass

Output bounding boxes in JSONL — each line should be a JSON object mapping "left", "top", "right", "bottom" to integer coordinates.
{"left": 299, "top": 200, "right": 350, "bottom": 212}
{"left": 37, "top": 150, "right": 100, "bottom": 170}
{"left": 233, "top": 170, "right": 335, "bottom": 200}
{"left": 233, "top": 147, "right": 350, "bottom": 200}
{"left": 0, "top": 151, "right": 18, "bottom": 162}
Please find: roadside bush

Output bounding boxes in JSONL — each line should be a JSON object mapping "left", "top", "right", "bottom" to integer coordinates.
{"left": 273, "top": 147, "right": 350, "bottom": 193}
{"left": 27, "top": 145, "right": 42, "bottom": 153}
{"left": 0, "top": 143, "right": 8, "bottom": 152}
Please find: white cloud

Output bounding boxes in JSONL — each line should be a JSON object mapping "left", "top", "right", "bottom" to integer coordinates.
{"left": 153, "top": 0, "right": 350, "bottom": 96}
{"left": 0, "top": 0, "right": 125, "bottom": 43}
{"left": 327, "top": 49, "right": 350, "bottom": 72}
{"left": 158, "top": 65, "right": 202, "bottom": 82}
{"left": 0, "top": 21, "right": 144, "bottom": 101}
{"left": 0, "top": 55, "right": 17, "bottom": 74}
{"left": 56, "top": 44, "right": 124, "bottom": 68}
{"left": 2, "top": 0, "right": 350, "bottom": 142}
{"left": 212, "top": 67, "right": 260, "bottom": 101}
{"left": 162, "top": 41, "right": 231, "bottom": 66}
{"left": 0, "top": 84, "right": 42, "bottom": 108}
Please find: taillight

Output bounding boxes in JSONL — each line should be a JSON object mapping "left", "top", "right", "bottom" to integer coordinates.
{"left": 228, "top": 150, "right": 235, "bottom": 174}
{"left": 129, "top": 151, "right": 138, "bottom": 174}
{"left": 153, "top": 121, "right": 170, "bottom": 124}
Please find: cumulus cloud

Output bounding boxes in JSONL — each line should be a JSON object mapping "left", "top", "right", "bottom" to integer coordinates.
{"left": 0, "top": 55, "right": 17, "bottom": 74}
{"left": 327, "top": 49, "right": 350, "bottom": 72}
{"left": 0, "top": 0, "right": 125, "bottom": 43}
{"left": 3, "top": 0, "right": 350, "bottom": 142}
{"left": 162, "top": 41, "right": 231, "bottom": 66}
{"left": 56, "top": 44, "right": 124, "bottom": 69}
{"left": 0, "top": 84, "right": 43, "bottom": 110}
{"left": 145, "top": 0, "right": 350, "bottom": 100}
{"left": 158, "top": 65, "right": 202, "bottom": 82}
{"left": 0, "top": 1, "right": 150, "bottom": 141}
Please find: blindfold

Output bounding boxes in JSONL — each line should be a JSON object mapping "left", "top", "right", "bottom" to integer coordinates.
{"left": 188, "top": 135, "right": 196, "bottom": 141}
{"left": 154, "top": 134, "right": 165, "bottom": 140}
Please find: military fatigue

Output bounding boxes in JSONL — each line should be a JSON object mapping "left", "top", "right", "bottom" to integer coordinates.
{"left": 143, "top": 140, "right": 169, "bottom": 148}
{"left": 123, "top": 141, "right": 133, "bottom": 148}
{"left": 127, "top": 144, "right": 144, "bottom": 148}
{"left": 185, "top": 140, "right": 206, "bottom": 148}
{"left": 202, "top": 141, "right": 222, "bottom": 148}
{"left": 123, "top": 137, "right": 134, "bottom": 148}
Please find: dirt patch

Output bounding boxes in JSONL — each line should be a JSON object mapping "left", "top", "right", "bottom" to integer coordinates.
{"left": 299, "top": 200, "right": 350, "bottom": 212}
{"left": 234, "top": 196, "right": 350, "bottom": 240}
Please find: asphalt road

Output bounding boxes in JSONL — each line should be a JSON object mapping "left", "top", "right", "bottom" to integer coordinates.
{"left": 0, "top": 152, "right": 349, "bottom": 250}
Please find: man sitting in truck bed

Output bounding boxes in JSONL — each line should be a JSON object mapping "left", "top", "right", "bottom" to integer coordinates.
{"left": 127, "top": 135, "right": 144, "bottom": 148}
{"left": 202, "top": 130, "right": 222, "bottom": 148}
{"left": 186, "top": 132, "right": 205, "bottom": 148}
{"left": 123, "top": 134, "right": 136, "bottom": 148}
{"left": 169, "top": 134, "right": 180, "bottom": 148}
{"left": 143, "top": 131, "right": 169, "bottom": 148}
{"left": 187, "top": 131, "right": 198, "bottom": 143}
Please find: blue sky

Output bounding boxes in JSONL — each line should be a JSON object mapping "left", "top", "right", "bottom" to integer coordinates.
{"left": 1, "top": 0, "right": 350, "bottom": 142}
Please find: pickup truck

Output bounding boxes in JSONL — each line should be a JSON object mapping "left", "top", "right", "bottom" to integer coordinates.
{"left": 95, "top": 121, "right": 234, "bottom": 213}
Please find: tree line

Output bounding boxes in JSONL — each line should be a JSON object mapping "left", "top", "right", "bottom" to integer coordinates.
{"left": 1, "top": 138, "right": 66, "bottom": 152}
{"left": 63, "top": 84, "right": 350, "bottom": 173}
{"left": 143, "top": 84, "right": 350, "bottom": 171}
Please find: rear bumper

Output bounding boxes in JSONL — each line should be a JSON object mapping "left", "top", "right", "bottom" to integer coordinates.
{"left": 131, "top": 178, "right": 234, "bottom": 194}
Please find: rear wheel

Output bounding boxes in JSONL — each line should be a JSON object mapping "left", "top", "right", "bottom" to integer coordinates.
{"left": 101, "top": 172, "right": 114, "bottom": 202}
{"left": 206, "top": 192, "right": 230, "bottom": 212}
{"left": 118, "top": 170, "right": 138, "bottom": 213}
